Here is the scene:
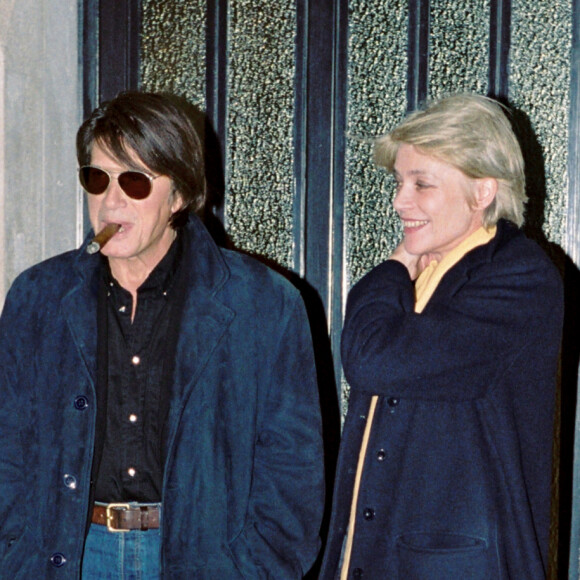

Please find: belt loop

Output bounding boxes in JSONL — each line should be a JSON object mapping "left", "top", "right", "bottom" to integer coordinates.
{"left": 140, "top": 506, "right": 149, "bottom": 531}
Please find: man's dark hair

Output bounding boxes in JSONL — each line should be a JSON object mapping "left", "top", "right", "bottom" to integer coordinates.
{"left": 76, "top": 91, "right": 207, "bottom": 228}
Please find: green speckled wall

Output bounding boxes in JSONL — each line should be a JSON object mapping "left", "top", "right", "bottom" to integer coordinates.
{"left": 226, "top": 1, "right": 296, "bottom": 268}
{"left": 345, "top": 0, "right": 408, "bottom": 288}
{"left": 141, "top": 0, "right": 206, "bottom": 106}
{"left": 510, "top": 0, "right": 571, "bottom": 245}
{"left": 140, "top": 0, "right": 572, "bottom": 415}
{"left": 142, "top": 0, "right": 296, "bottom": 269}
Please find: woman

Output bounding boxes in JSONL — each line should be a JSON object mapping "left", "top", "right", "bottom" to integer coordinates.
{"left": 320, "top": 94, "right": 564, "bottom": 579}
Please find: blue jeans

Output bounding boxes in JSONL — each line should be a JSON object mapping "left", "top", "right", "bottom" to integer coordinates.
{"left": 82, "top": 523, "right": 161, "bottom": 579}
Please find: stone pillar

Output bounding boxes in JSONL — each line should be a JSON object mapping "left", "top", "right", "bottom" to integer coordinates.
{"left": 0, "top": 0, "right": 81, "bottom": 303}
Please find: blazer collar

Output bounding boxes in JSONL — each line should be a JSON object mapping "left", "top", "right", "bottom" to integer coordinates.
{"left": 422, "top": 219, "right": 521, "bottom": 307}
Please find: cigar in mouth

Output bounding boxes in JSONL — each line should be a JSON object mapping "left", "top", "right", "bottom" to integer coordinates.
{"left": 86, "top": 223, "right": 122, "bottom": 254}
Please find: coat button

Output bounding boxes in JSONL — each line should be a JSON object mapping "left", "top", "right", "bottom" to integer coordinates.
{"left": 352, "top": 568, "right": 363, "bottom": 578}
{"left": 363, "top": 507, "right": 375, "bottom": 520}
{"left": 73, "top": 396, "right": 89, "bottom": 410}
{"left": 50, "top": 552, "right": 67, "bottom": 567}
{"left": 63, "top": 474, "right": 77, "bottom": 489}
{"left": 376, "top": 449, "right": 386, "bottom": 461}
{"left": 387, "top": 397, "right": 399, "bottom": 407}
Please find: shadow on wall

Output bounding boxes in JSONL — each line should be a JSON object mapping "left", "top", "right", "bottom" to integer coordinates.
{"left": 173, "top": 95, "right": 342, "bottom": 578}
{"left": 506, "top": 100, "right": 580, "bottom": 580}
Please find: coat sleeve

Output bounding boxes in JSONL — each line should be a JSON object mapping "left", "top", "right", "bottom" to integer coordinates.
{"left": 0, "top": 282, "right": 37, "bottom": 571}
{"left": 341, "top": 242, "right": 563, "bottom": 401}
{"left": 228, "top": 293, "right": 325, "bottom": 579}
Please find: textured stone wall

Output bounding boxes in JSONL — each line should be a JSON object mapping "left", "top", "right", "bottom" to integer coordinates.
{"left": 0, "top": 0, "right": 80, "bottom": 303}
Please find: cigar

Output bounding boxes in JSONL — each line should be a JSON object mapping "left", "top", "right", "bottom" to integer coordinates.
{"left": 86, "top": 223, "right": 121, "bottom": 254}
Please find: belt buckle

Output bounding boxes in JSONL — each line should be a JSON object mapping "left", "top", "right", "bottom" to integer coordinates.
{"left": 106, "top": 503, "right": 131, "bottom": 533}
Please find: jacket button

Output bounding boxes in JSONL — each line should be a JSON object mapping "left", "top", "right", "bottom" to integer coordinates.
{"left": 73, "top": 396, "right": 89, "bottom": 410}
{"left": 50, "top": 552, "right": 67, "bottom": 567}
{"left": 363, "top": 507, "right": 375, "bottom": 520}
{"left": 387, "top": 397, "right": 399, "bottom": 407}
{"left": 63, "top": 474, "right": 77, "bottom": 489}
{"left": 352, "top": 568, "right": 363, "bottom": 578}
{"left": 376, "top": 449, "right": 386, "bottom": 461}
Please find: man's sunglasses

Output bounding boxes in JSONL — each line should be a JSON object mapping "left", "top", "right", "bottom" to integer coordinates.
{"left": 78, "top": 166, "right": 160, "bottom": 200}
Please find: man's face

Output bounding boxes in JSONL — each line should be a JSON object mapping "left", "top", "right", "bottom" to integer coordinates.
{"left": 86, "top": 142, "right": 183, "bottom": 273}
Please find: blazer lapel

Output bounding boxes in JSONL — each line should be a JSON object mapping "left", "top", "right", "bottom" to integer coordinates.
{"left": 422, "top": 220, "right": 512, "bottom": 309}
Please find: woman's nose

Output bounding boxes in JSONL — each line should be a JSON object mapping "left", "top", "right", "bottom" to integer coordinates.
{"left": 393, "top": 183, "right": 412, "bottom": 211}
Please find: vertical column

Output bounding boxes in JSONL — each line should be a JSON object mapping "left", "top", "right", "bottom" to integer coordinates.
{"left": 488, "top": 0, "right": 511, "bottom": 99}
{"left": 566, "top": 1, "right": 580, "bottom": 575}
{"left": 407, "top": 0, "right": 429, "bottom": 111}
{"left": 294, "top": 0, "right": 348, "bottom": 394}
{"left": 205, "top": 0, "right": 228, "bottom": 225}
{"left": 1, "top": 0, "right": 80, "bottom": 300}
{"left": 98, "top": 0, "right": 141, "bottom": 102}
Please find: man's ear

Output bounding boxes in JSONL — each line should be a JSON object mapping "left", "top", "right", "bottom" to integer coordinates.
{"left": 473, "top": 177, "right": 498, "bottom": 210}
{"left": 171, "top": 190, "right": 185, "bottom": 214}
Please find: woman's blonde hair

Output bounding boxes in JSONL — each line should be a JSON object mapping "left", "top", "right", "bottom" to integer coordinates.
{"left": 374, "top": 94, "right": 527, "bottom": 227}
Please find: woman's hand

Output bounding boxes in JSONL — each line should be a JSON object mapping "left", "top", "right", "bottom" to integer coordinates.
{"left": 389, "top": 242, "right": 441, "bottom": 280}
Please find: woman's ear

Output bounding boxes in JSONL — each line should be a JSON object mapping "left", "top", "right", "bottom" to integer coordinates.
{"left": 473, "top": 178, "right": 498, "bottom": 210}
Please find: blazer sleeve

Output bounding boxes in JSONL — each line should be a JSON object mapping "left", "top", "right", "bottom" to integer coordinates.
{"left": 341, "top": 240, "right": 563, "bottom": 402}
{"left": 229, "top": 293, "right": 325, "bottom": 578}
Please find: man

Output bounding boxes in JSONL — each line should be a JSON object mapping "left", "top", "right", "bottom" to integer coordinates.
{"left": 0, "top": 92, "right": 324, "bottom": 578}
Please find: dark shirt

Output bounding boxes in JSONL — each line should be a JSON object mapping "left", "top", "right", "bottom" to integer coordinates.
{"left": 94, "top": 235, "right": 183, "bottom": 503}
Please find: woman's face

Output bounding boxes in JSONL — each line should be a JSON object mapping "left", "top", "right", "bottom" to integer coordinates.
{"left": 392, "top": 144, "right": 487, "bottom": 260}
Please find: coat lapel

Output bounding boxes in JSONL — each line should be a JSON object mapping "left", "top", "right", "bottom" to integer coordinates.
{"left": 61, "top": 252, "right": 101, "bottom": 387}
{"left": 422, "top": 220, "right": 518, "bottom": 309}
{"left": 165, "top": 216, "right": 235, "bottom": 419}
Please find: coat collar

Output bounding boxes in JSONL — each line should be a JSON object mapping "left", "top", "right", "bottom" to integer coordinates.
{"left": 422, "top": 219, "right": 522, "bottom": 308}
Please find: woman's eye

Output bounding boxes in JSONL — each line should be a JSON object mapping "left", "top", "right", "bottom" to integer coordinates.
{"left": 416, "top": 182, "right": 432, "bottom": 190}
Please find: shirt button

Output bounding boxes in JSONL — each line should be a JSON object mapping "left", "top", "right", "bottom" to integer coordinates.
{"left": 73, "top": 396, "right": 89, "bottom": 410}
{"left": 63, "top": 474, "right": 77, "bottom": 489}
{"left": 352, "top": 568, "right": 363, "bottom": 578}
{"left": 128, "top": 467, "right": 136, "bottom": 477}
{"left": 50, "top": 552, "right": 67, "bottom": 567}
{"left": 363, "top": 507, "right": 375, "bottom": 520}
{"left": 131, "top": 355, "right": 140, "bottom": 365}
{"left": 129, "top": 414, "right": 138, "bottom": 423}
{"left": 387, "top": 397, "right": 399, "bottom": 407}
{"left": 376, "top": 450, "right": 386, "bottom": 461}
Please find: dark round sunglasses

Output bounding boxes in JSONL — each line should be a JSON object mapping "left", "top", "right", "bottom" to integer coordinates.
{"left": 78, "top": 166, "right": 160, "bottom": 200}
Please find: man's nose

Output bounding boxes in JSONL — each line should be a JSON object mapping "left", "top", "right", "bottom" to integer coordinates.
{"left": 102, "top": 177, "right": 127, "bottom": 207}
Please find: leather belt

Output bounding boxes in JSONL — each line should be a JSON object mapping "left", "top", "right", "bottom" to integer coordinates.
{"left": 92, "top": 503, "right": 161, "bottom": 532}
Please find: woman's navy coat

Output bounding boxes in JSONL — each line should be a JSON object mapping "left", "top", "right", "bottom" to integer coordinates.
{"left": 320, "top": 220, "right": 563, "bottom": 579}
{"left": 0, "top": 216, "right": 324, "bottom": 579}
